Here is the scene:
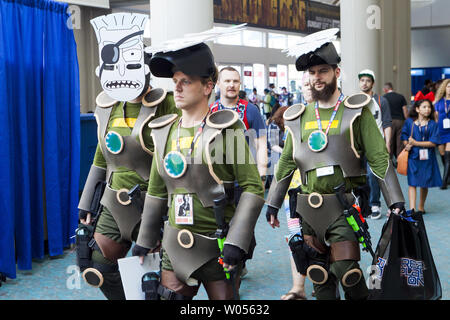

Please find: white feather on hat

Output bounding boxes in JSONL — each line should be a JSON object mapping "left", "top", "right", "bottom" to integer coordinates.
{"left": 283, "top": 28, "right": 339, "bottom": 58}
{"left": 144, "top": 23, "right": 247, "bottom": 55}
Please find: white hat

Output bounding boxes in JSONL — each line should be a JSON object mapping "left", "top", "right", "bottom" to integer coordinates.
{"left": 358, "top": 69, "right": 376, "bottom": 81}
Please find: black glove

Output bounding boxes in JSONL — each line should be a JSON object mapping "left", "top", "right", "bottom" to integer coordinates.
{"left": 223, "top": 244, "right": 245, "bottom": 266}
{"left": 265, "top": 205, "right": 279, "bottom": 222}
{"left": 78, "top": 209, "right": 90, "bottom": 221}
{"left": 390, "top": 202, "right": 406, "bottom": 215}
{"left": 132, "top": 244, "right": 151, "bottom": 257}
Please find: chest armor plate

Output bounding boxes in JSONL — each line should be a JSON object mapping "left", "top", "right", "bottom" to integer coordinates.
{"left": 285, "top": 106, "right": 365, "bottom": 185}
{"left": 95, "top": 104, "right": 156, "bottom": 182}
{"left": 152, "top": 120, "right": 226, "bottom": 208}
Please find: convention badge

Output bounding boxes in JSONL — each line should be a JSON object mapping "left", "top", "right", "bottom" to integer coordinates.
{"left": 91, "top": 13, "right": 150, "bottom": 102}
{"left": 164, "top": 151, "right": 187, "bottom": 178}
{"left": 105, "top": 131, "right": 124, "bottom": 154}
{"left": 443, "top": 118, "right": 450, "bottom": 129}
{"left": 419, "top": 149, "right": 429, "bottom": 161}
{"left": 308, "top": 130, "right": 328, "bottom": 152}
{"left": 316, "top": 166, "right": 334, "bottom": 178}
{"left": 174, "top": 194, "right": 194, "bottom": 225}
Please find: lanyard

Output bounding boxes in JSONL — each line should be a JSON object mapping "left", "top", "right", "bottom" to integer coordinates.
{"left": 216, "top": 100, "right": 246, "bottom": 114}
{"left": 314, "top": 94, "right": 344, "bottom": 135}
{"left": 445, "top": 99, "right": 450, "bottom": 116}
{"left": 417, "top": 122, "right": 428, "bottom": 141}
{"left": 176, "top": 111, "right": 209, "bottom": 157}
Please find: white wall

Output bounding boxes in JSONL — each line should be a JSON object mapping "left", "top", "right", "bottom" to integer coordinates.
{"left": 411, "top": 26, "right": 450, "bottom": 68}
{"left": 411, "top": 0, "right": 450, "bottom": 28}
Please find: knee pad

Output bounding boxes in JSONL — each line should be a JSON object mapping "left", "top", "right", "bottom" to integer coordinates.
{"left": 341, "top": 268, "right": 362, "bottom": 288}
{"left": 303, "top": 241, "right": 330, "bottom": 285}
{"left": 82, "top": 267, "right": 104, "bottom": 288}
{"left": 306, "top": 264, "right": 328, "bottom": 285}
{"left": 82, "top": 262, "right": 119, "bottom": 288}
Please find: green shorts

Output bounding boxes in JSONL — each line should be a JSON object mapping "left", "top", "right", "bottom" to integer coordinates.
{"left": 302, "top": 214, "right": 358, "bottom": 244}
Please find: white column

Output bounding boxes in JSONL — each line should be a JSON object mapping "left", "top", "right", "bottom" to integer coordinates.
{"left": 148, "top": 0, "right": 214, "bottom": 89}
{"left": 380, "top": 0, "right": 411, "bottom": 101}
{"left": 340, "top": 0, "right": 411, "bottom": 99}
{"left": 340, "top": 0, "right": 381, "bottom": 96}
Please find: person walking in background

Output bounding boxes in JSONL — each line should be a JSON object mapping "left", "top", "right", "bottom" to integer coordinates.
{"left": 434, "top": 79, "right": 450, "bottom": 189}
{"left": 415, "top": 79, "right": 435, "bottom": 102}
{"left": 280, "top": 71, "right": 314, "bottom": 300}
{"left": 263, "top": 88, "right": 273, "bottom": 120}
{"left": 383, "top": 82, "right": 408, "bottom": 162}
{"left": 248, "top": 88, "right": 260, "bottom": 106}
{"left": 279, "top": 87, "right": 292, "bottom": 107}
{"left": 212, "top": 66, "right": 268, "bottom": 180}
{"left": 358, "top": 69, "right": 393, "bottom": 220}
{"left": 402, "top": 99, "right": 441, "bottom": 214}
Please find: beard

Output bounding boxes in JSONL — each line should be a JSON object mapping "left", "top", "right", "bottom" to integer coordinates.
{"left": 311, "top": 76, "right": 338, "bottom": 102}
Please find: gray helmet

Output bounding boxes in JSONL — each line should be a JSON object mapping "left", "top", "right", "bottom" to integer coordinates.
{"left": 295, "top": 42, "right": 341, "bottom": 71}
{"left": 150, "top": 42, "right": 215, "bottom": 78}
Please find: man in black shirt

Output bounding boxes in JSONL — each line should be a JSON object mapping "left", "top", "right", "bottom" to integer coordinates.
{"left": 383, "top": 82, "right": 408, "bottom": 159}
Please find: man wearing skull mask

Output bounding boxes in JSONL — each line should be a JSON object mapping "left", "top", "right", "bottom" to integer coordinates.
{"left": 76, "top": 12, "right": 180, "bottom": 300}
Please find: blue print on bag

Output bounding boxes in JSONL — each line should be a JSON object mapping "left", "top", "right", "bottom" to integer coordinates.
{"left": 400, "top": 258, "right": 425, "bottom": 287}
{"left": 376, "top": 257, "right": 387, "bottom": 280}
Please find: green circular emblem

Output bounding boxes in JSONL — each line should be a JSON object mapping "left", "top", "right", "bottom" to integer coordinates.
{"left": 308, "top": 130, "right": 328, "bottom": 152}
{"left": 105, "top": 131, "right": 123, "bottom": 154}
{"left": 164, "top": 151, "right": 187, "bottom": 179}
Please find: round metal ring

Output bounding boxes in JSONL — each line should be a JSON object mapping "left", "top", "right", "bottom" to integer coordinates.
{"left": 308, "top": 192, "right": 323, "bottom": 209}
{"left": 177, "top": 229, "right": 194, "bottom": 249}
{"left": 116, "top": 188, "right": 131, "bottom": 206}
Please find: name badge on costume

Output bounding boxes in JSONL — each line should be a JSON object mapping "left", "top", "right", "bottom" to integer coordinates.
{"left": 316, "top": 166, "right": 334, "bottom": 177}
{"left": 174, "top": 194, "right": 194, "bottom": 225}
{"left": 419, "top": 149, "right": 429, "bottom": 161}
{"left": 443, "top": 118, "right": 450, "bottom": 129}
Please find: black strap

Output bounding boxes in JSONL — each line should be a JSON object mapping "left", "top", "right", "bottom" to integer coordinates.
{"left": 157, "top": 284, "right": 192, "bottom": 300}
{"left": 91, "top": 261, "right": 119, "bottom": 274}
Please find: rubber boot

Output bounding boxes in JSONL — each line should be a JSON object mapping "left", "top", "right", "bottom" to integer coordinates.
{"left": 441, "top": 151, "right": 450, "bottom": 189}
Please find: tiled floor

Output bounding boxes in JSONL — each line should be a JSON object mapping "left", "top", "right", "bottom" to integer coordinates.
{"left": 0, "top": 173, "right": 448, "bottom": 300}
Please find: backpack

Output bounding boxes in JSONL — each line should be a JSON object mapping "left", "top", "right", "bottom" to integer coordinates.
{"left": 269, "top": 94, "right": 277, "bottom": 107}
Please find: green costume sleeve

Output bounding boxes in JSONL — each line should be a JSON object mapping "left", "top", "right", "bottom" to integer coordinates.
{"left": 275, "top": 132, "right": 297, "bottom": 181}
{"left": 92, "top": 144, "right": 107, "bottom": 169}
{"left": 356, "top": 106, "right": 390, "bottom": 179}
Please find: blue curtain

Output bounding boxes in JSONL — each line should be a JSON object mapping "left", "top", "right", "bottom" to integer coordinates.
{"left": 0, "top": 0, "right": 80, "bottom": 279}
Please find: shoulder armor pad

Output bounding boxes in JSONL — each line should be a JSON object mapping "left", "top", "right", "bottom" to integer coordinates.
{"left": 206, "top": 109, "right": 240, "bottom": 129}
{"left": 142, "top": 88, "right": 167, "bottom": 107}
{"left": 148, "top": 113, "right": 179, "bottom": 129}
{"left": 283, "top": 103, "right": 305, "bottom": 121}
{"left": 96, "top": 91, "right": 117, "bottom": 108}
{"left": 344, "top": 93, "right": 371, "bottom": 109}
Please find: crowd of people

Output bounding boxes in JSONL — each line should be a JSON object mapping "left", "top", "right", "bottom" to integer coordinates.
{"left": 212, "top": 67, "right": 449, "bottom": 299}
{"left": 76, "top": 17, "right": 443, "bottom": 301}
